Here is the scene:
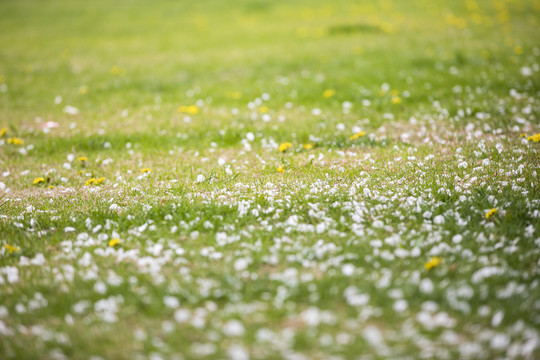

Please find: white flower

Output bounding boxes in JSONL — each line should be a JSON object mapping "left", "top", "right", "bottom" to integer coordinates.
{"left": 433, "top": 215, "right": 445, "bottom": 224}
{"left": 234, "top": 258, "right": 250, "bottom": 272}
{"left": 520, "top": 66, "right": 532, "bottom": 77}
{"left": 63, "top": 105, "right": 79, "bottom": 115}
{"left": 94, "top": 281, "right": 107, "bottom": 294}
{"left": 491, "top": 311, "right": 504, "bottom": 327}
{"left": 223, "top": 320, "right": 245, "bottom": 336}
{"left": 393, "top": 299, "right": 408, "bottom": 313}
{"left": 163, "top": 296, "right": 180, "bottom": 309}
{"left": 420, "top": 278, "right": 434, "bottom": 294}
{"left": 341, "top": 264, "right": 355, "bottom": 276}
{"left": 174, "top": 309, "right": 190, "bottom": 323}
{"left": 490, "top": 334, "right": 510, "bottom": 350}
{"left": 227, "top": 344, "right": 249, "bottom": 360}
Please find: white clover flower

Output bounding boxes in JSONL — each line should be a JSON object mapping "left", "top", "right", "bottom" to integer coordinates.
{"left": 223, "top": 320, "right": 245, "bottom": 337}
{"left": 163, "top": 296, "right": 180, "bottom": 309}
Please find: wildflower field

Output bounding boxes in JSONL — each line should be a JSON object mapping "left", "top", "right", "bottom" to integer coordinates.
{"left": 1, "top": 0, "right": 540, "bottom": 358}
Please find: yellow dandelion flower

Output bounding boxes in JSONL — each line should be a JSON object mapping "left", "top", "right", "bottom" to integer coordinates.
{"left": 353, "top": 46, "right": 363, "bottom": 54}
{"left": 48, "top": 185, "right": 55, "bottom": 189}
{"left": 349, "top": 131, "right": 366, "bottom": 140}
{"left": 79, "top": 85, "right": 88, "bottom": 95}
{"left": 110, "top": 65, "right": 124, "bottom": 75}
{"left": 519, "top": 133, "right": 527, "bottom": 138}
{"left": 0, "top": 127, "right": 7, "bottom": 137}
{"left": 225, "top": 91, "right": 242, "bottom": 99}
{"left": 108, "top": 238, "right": 120, "bottom": 247}
{"left": 259, "top": 106, "right": 269, "bottom": 114}
{"left": 32, "top": 177, "right": 45, "bottom": 185}
{"left": 140, "top": 168, "right": 152, "bottom": 173}
{"left": 278, "top": 142, "right": 293, "bottom": 152}
{"left": 424, "top": 257, "right": 442, "bottom": 270}
{"left": 485, "top": 208, "right": 498, "bottom": 219}
{"left": 323, "top": 89, "right": 335, "bottom": 98}
{"left": 527, "top": 133, "right": 540, "bottom": 143}
{"left": 277, "top": 165, "right": 285, "bottom": 173}
{"left": 77, "top": 156, "right": 88, "bottom": 162}
{"left": 514, "top": 45, "right": 523, "bottom": 55}
{"left": 391, "top": 96, "right": 402, "bottom": 104}
{"left": 95, "top": 177, "right": 105, "bottom": 184}
{"left": 7, "top": 137, "right": 24, "bottom": 146}
{"left": 4, "top": 244, "right": 19, "bottom": 254}
{"left": 178, "top": 105, "right": 199, "bottom": 115}
{"left": 85, "top": 178, "right": 97, "bottom": 186}
{"left": 302, "top": 143, "right": 314, "bottom": 150}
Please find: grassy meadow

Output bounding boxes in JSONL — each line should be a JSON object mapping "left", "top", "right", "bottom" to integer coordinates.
{"left": 1, "top": 0, "right": 540, "bottom": 358}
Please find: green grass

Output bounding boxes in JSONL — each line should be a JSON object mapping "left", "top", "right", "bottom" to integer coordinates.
{"left": 1, "top": 0, "right": 540, "bottom": 359}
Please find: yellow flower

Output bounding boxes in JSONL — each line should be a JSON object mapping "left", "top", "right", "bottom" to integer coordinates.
{"left": 278, "top": 142, "right": 293, "bottom": 152}
{"left": 302, "top": 143, "right": 314, "bottom": 150}
{"left": 225, "top": 91, "right": 242, "bottom": 99}
{"left": 527, "top": 133, "right": 540, "bottom": 143}
{"left": 110, "top": 65, "right": 124, "bottom": 75}
{"left": 178, "top": 105, "right": 199, "bottom": 115}
{"left": 391, "top": 96, "right": 402, "bottom": 104}
{"left": 485, "top": 208, "right": 498, "bottom": 219}
{"left": 424, "top": 257, "right": 442, "bottom": 270}
{"left": 0, "top": 127, "right": 7, "bottom": 137}
{"left": 259, "top": 106, "right": 269, "bottom": 114}
{"left": 32, "top": 177, "right": 45, "bottom": 185}
{"left": 514, "top": 45, "right": 523, "bottom": 55}
{"left": 349, "top": 131, "right": 366, "bottom": 140}
{"left": 108, "top": 238, "right": 120, "bottom": 247}
{"left": 519, "top": 133, "right": 527, "bottom": 138}
{"left": 85, "top": 178, "right": 97, "bottom": 186}
{"left": 277, "top": 165, "right": 285, "bottom": 173}
{"left": 7, "top": 137, "right": 24, "bottom": 146}
{"left": 140, "top": 168, "right": 152, "bottom": 173}
{"left": 79, "top": 85, "right": 88, "bottom": 95}
{"left": 77, "top": 156, "right": 88, "bottom": 162}
{"left": 323, "top": 89, "right": 335, "bottom": 98}
{"left": 4, "top": 244, "right": 19, "bottom": 254}
{"left": 85, "top": 177, "right": 105, "bottom": 186}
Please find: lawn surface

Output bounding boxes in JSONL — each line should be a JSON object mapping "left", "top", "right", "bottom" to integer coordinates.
{"left": 1, "top": 0, "right": 540, "bottom": 359}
